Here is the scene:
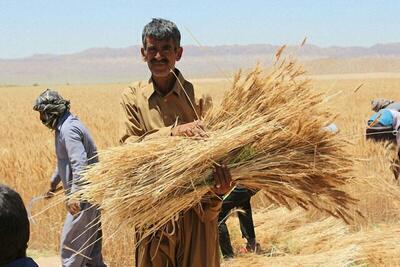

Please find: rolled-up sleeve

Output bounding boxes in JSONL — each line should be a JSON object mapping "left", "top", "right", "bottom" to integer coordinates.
{"left": 64, "top": 126, "right": 87, "bottom": 193}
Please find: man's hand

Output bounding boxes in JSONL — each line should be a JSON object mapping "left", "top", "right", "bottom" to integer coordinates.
{"left": 211, "top": 164, "right": 234, "bottom": 196}
{"left": 66, "top": 198, "right": 81, "bottom": 215}
{"left": 171, "top": 120, "right": 208, "bottom": 137}
{"left": 44, "top": 186, "right": 57, "bottom": 199}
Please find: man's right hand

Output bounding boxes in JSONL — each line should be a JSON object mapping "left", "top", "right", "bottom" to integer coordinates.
{"left": 171, "top": 120, "right": 208, "bottom": 137}
{"left": 44, "top": 187, "right": 57, "bottom": 199}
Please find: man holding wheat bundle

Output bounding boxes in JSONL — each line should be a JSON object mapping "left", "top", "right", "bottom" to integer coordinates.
{"left": 120, "top": 18, "right": 233, "bottom": 267}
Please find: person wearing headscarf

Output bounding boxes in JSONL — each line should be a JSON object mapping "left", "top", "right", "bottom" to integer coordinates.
{"left": 33, "top": 89, "right": 107, "bottom": 267}
{"left": 366, "top": 103, "right": 400, "bottom": 180}
{"left": 371, "top": 98, "right": 400, "bottom": 112}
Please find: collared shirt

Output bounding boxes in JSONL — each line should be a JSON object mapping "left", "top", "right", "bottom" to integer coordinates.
{"left": 50, "top": 112, "right": 98, "bottom": 194}
{"left": 120, "top": 69, "right": 201, "bottom": 143}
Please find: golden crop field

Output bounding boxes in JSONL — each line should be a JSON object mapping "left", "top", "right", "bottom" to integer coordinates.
{"left": 1, "top": 73, "right": 400, "bottom": 266}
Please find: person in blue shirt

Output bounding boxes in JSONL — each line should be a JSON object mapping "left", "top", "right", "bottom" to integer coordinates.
{"left": 366, "top": 107, "right": 400, "bottom": 179}
{"left": 0, "top": 184, "right": 38, "bottom": 267}
{"left": 33, "top": 89, "right": 106, "bottom": 267}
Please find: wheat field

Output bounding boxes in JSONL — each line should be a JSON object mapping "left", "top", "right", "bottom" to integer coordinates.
{"left": 1, "top": 73, "right": 400, "bottom": 266}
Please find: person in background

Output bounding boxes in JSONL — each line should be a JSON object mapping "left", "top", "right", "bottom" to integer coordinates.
{"left": 371, "top": 98, "right": 400, "bottom": 112}
{"left": 33, "top": 89, "right": 106, "bottom": 267}
{"left": 0, "top": 184, "right": 38, "bottom": 267}
{"left": 366, "top": 106, "right": 400, "bottom": 179}
{"left": 218, "top": 186, "right": 260, "bottom": 259}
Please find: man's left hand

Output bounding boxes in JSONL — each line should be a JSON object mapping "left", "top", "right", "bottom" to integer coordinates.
{"left": 66, "top": 199, "right": 81, "bottom": 215}
{"left": 211, "top": 164, "right": 234, "bottom": 196}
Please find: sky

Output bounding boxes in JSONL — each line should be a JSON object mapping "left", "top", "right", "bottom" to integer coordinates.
{"left": 0, "top": 0, "right": 399, "bottom": 59}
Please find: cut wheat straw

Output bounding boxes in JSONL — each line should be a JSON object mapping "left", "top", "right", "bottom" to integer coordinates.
{"left": 76, "top": 59, "right": 357, "bottom": 241}
{"left": 224, "top": 207, "right": 400, "bottom": 266}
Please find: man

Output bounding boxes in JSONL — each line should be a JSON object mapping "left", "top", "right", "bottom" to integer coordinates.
{"left": 366, "top": 108, "right": 398, "bottom": 143}
{"left": 0, "top": 184, "right": 38, "bottom": 267}
{"left": 33, "top": 89, "right": 106, "bottom": 267}
{"left": 218, "top": 186, "right": 260, "bottom": 259}
{"left": 366, "top": 107, "right": 400, "bottom": 179}
{"left": 120, "top": 18, "right": 233, "bottom": 267}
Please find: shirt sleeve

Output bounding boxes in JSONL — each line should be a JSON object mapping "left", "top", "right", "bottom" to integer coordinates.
{"left": 50, "top": 167, "right": 61, "bottom": 189}
{"left": 193, "top": 196, "right": 222, "bottom": 222}
{"left": 64, "top": 125, "right": 88, "bottom": 193}
{"left": 120, "top": 86, "right": 146, "bottom": 143}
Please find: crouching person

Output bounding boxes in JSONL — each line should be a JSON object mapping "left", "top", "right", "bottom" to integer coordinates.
{"left": 33, "top": 89, "right": 106, "bottom": 267}
{"left": 0, "top": 184, "right": 38, "bottom": 267}
{"left": 366, "top": 108, "right": 400, "bottom": 180}
{"left": 366, "top": 108, "right": 398, "bottom": 143}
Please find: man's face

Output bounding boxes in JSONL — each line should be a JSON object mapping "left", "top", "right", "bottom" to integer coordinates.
{"left": 141, "top": 36, "right": 183, "bottom": 78}
{"left": 39, "top": 111, "right": 47, "bottom": 122}
{"left": 38, "top": 111, "right": 54, "bottom": 129}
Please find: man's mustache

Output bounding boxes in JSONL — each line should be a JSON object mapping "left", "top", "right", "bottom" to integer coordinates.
{"left": 151, "top": 59, "right": 169, "bottom": 64}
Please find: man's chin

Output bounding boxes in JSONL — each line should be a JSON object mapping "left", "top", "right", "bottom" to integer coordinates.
{"left": 151, "top": 69, "right": 173, "bottom": 78}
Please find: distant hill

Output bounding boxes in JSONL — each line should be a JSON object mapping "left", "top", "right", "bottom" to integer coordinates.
{"left": 2, "top": 43, "right": 400, "bottom": 85}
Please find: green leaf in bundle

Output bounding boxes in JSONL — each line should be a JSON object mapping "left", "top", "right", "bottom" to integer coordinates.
{"left": 229, "top": 145, "right": 257, "bottom": 165}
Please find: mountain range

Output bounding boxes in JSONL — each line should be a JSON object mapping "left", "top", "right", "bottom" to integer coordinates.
{"left": 2, "top": 43, "right": 400, "bottom": 85}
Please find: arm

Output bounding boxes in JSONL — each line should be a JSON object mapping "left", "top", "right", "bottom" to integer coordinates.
{"left": 194, "top": 195, "right": 222, "bottom": 222}
{"left": 50, "top": 167, "right": 61, "bottom": 190}
{"left": 45, "top": 167, "right": 61, "bottom": 198}
{"left": 64, "top": 126, "right": 88, "bottom": 194}
{"left": 194, "top": 164, "right": 233, "bottom": 222}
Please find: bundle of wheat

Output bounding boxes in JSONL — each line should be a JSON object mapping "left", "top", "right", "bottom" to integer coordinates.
{"left": 76, "top": 59, "right": 356, "bottom": 241}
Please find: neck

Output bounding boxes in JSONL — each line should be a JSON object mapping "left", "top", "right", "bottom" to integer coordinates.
{"left": 152, "top": 71, "right": 177, "bottom": 95}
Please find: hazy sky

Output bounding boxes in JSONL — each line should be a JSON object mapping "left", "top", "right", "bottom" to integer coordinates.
{"left": 1, "top": 0, "right": 399, "bottom": 58}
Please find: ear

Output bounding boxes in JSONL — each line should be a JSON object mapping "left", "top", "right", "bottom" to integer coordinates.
{"left": 175, "top": 47, "right": 183, "bottom": 61}
{"left": 141, "top": 47, "right": 147, "bottom": 62}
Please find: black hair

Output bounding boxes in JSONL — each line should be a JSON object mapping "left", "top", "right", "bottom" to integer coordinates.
{"left": 0, "top": 184, "right": 30, "bottom": 265}
{"left": 142, "top": 18, "right": 181, "bottom": 49}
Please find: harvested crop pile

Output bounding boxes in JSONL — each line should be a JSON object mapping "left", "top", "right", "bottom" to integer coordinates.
{"left": 76, "top": 59, "right": 357, "bottom": 240}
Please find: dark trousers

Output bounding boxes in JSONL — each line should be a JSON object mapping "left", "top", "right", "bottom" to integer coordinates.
{"left": 366, "top": 123, "right": 396, "bottom": 143}
{"left": 218, "top": 187, "right": 256, "bottom": 258}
